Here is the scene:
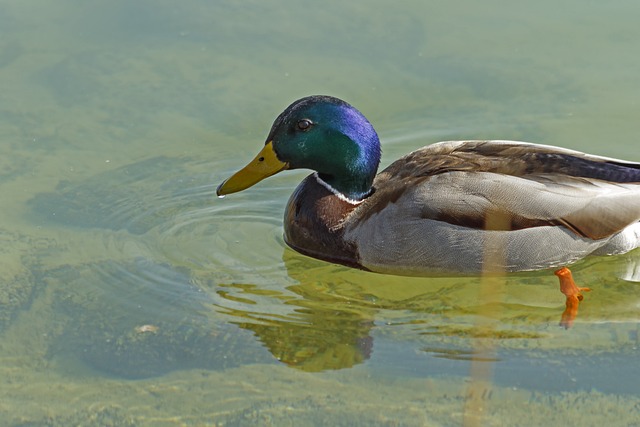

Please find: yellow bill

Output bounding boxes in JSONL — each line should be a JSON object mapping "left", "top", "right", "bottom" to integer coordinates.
{"left": 216, "top": 141, "right": 288, "bottom": 196}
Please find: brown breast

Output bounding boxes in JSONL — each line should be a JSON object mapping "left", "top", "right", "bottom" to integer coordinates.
{"left": 283, "top": 174, "right": 368, "bottom": 270}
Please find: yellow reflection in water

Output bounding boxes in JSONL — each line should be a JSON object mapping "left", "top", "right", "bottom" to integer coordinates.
{"left": 208, "top": 245, "right": 640, "bottom": 377}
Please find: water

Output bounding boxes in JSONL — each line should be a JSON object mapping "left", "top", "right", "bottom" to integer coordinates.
{"left": 1, "top": 0, "right": 640, "bottom": 425}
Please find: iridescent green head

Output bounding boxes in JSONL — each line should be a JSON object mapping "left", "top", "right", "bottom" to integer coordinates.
{"left": 217, "top": 95, "right": 381, "bottom": 201}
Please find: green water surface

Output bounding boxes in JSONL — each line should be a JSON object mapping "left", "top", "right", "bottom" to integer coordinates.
{"left": 1, "top": 0, "right": 640, "bottom": 425}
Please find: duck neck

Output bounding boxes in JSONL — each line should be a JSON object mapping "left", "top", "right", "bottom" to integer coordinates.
{"left": 315, "top": 172, "right": 373, "bottom": 204}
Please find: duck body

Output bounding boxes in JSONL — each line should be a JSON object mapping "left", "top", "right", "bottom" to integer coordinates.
{"left": 285, "top": 140, "right": 640, "bottom": 275}
{"left": 217, "top": 96, "right": 640, "bottom": 276}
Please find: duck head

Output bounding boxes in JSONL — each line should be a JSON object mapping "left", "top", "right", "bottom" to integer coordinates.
{"left": 216, "top": 95, "right": 381, "bottom": 201}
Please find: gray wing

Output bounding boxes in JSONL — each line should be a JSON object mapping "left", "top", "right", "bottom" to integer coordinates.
{"left": 415, "top": 171, "right": 640, "bottom": 240}
{"left": 373, "top": 140, "right": 640, "bottom": 240}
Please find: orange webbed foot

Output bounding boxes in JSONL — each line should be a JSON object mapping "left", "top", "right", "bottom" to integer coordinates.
{"left": 554, "top": 267, "right": 591, "bottom": 329}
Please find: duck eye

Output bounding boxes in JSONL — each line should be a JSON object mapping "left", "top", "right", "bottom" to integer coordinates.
{"left": 297, "top": 119, "right": 313, "bottom": 131}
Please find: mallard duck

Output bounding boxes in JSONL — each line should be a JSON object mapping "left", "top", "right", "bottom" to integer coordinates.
{"left": 217, "top": 95, "right": 640, "bottom": 326}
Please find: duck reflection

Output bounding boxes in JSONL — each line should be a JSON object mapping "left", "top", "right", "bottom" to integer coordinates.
{"left": 215, "top": 253, "right": 378, "bottom": 372}
{"left": 234, "top": 310, "right": 373, "bottom": 372}
{"left": 212, "top": 246, "right": 640, "bottom": 372}
{"left": 214, "top": 250, "right": 518, "bottom": 372}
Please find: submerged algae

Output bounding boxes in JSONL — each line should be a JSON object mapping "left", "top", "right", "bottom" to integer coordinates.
{"left": 27, "top": 156, "right": 191, "bottom": 235}
{"left": 0, "top": 229, "right": 56, "bottom": 333}
{"left": 48, "top": 258, "right": 273, "bottom": 379}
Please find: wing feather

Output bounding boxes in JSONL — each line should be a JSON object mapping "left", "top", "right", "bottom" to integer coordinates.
{"left": 366, "top": 140, "right": 640, "bottom": 240}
